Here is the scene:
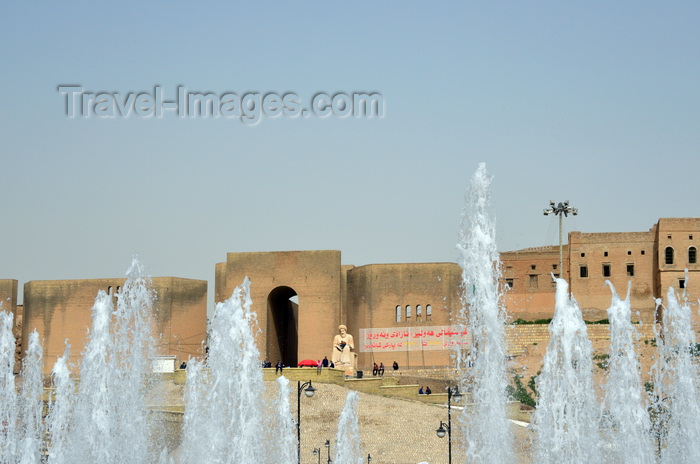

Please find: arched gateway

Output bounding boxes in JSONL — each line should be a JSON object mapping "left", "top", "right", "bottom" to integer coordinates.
{"left": 266, "top": 286, "right": 298, "bottom": 367}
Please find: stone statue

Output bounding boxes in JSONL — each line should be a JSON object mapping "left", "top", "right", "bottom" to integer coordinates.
{"left": 332, "top": 324, "right": 355, "bottom": 368}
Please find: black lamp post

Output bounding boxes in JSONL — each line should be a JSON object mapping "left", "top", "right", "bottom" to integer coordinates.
{"left": 312, "top": 448, "right": 321, "bottom": 464}
{"left": 435, "top": 386, "right": 462, "bottom": 464}
{"left": 297, "top": 380, "right": 316, "bottom": 464}
{"left": 367, "top": 454, "right": 372, "bottom": 463}
{"left": 325, "top": 439, "right": 332, "bottom": 464}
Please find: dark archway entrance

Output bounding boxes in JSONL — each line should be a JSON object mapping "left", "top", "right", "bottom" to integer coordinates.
{"left": 267, "top": 286, "right": 298, "bottom": 367}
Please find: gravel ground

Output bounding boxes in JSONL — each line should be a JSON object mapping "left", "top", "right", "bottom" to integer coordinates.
{"left": 152, "top": 378, "right": 532, "bottom": 464}
{"left": 267, "top": 381, "right": 532, "bottom": 464}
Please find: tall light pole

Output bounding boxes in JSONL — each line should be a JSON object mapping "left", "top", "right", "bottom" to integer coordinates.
{"left": 325, "top": 439, "right": 332, "bottom": 464}
{"left": 543, "top": 200, "right": 578, "bottom": 277}
{"left": 435, "top": 386, "right": 463, "bottom": 464}
{"left": 297, "top": 380, "right": 316, "bottom": 464}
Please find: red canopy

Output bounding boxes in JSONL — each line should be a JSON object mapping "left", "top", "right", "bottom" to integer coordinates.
{"left": 297, "top": 359, "right": 318, "bottom": 367}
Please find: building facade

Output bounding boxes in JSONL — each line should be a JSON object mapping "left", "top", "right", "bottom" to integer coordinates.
{"left": 4, "top": 218, "right": 699, "bottom": 374}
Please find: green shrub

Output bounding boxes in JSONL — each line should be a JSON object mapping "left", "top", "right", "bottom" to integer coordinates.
{"left": 506, "top": 374, "right": 536, "bottom": 408}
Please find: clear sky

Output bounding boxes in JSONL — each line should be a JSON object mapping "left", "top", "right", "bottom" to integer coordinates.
{"left": 1, "top": 2, "right": 699, "bottom": 309}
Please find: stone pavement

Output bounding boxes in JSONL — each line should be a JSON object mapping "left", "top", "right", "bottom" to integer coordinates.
{"left": 272, "top": 382, "right": 533, "bottom": 464}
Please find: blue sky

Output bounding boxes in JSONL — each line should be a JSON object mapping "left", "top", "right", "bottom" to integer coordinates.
{"left": 1, "top": 2, "right": 699, "bottom": 308}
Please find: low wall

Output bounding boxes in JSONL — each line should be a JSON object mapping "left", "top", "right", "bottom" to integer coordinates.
{"left": 505, "top": 323, "right": 657, "bottom": 355}
{"left": 262, "top": 367, "right": 346, "bottom": 386}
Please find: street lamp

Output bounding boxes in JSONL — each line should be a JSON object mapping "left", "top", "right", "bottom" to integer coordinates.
{"left": 435, "top": 386, "right": 462, "bottom": 464}
{"left": 325, "top": 439, "right": 332, "bottom": 464}
{"left": 367, "top": 454, "right": 372, "bottom": 463}
{"left": 297, "top": 380, "right": 316, "bottom": 464}
{"left": 543, "top": 200, "right": 578, "bottom": 276}
{"left": 313, "top": 448, "right": 321, "bottom": 464}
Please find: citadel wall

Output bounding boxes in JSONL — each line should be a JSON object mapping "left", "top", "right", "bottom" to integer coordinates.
{"left": 22, "top": 277, "right": 206, "bottom": 374}
{"left": 346, "top": 262, "right": 462, "bottom": 370}
{"left": 7, "top": 217, "right": 700, "bottom": 374}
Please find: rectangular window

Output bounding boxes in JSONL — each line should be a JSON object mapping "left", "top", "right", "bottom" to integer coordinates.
{"left": 680, "top": 279, "right": 686, "bottom": 289}
{"left": 580, "top": 265, "right": 588, "bottom": 278}
{"left": 604, "top": 251, "right": 608, "bottom": 257}
{"left": 603, "top": 264, "right": 611, "bottom": 277}
{"left": 529, "top": 275, "right": 538, "bottom": 289}
{"left": 505, "top": 278, "right": 514, "bottom": 288}
{"left": 626, "top": 264, "right": 634, "bottom": 277}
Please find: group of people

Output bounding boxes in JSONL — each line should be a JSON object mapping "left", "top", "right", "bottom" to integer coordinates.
{"left": 418, "top": 385, "right": 432, "bottom": 395}
{"left": 317, "top": 357, "right": 335, "bottom": 371}
{"left": 267, "top": 357, "right": 338, "bottom": 375}
{"left": 372, "top": 362, "right": 385, "bottom": 376}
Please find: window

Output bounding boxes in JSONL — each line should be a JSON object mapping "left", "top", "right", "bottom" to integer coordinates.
{"left": 531, "top": 265, "right": 536, "bottom": 270}
{"left": 627, "top": 251, "right": 632, "bottom": 255}
{"left": 426, "top": 304, "right": 432, "bottom": 321}
{"left": 396, "top": 305, "right": 401, "bottom": 322}
{"left": 529, "top": 275, "right": 538, "bottom": 289}
{"left": 581, "top": 253, "right": 586, "bottom": 257}
{"left": 505, "top": 279, "right": 514, "bottom": 288}
{"left": 668, "top": 234, "right": 672, "bottom": 239}
{"left": 604, "top": 251, "right": 608, "bottom": 257}
{"left": 552, "top": 264, "right": 558, "bottom": 270}
{"left": 641, "top": 250, "right": 645, "bottom": 255}
{"left": 665, "top": 247, "right": 674, "bottom": 265}
{"left": 690, "top": 235, "right": 694, "bottom": 240}
{"left": 108, "top": 286, "right": 113, "bottom": 295}
{"left": 689, "top": 247, "right": 697, "bottom": 264}
{"left": 580, "top": 265, "right": 588, "bottom": 278}
{"left": 405, "top": 305, "right": 412, "bottom": 319}
{"left": 679, "top": 279, "right": 686, "bottom": 289}
{"left": 626, "top": 264, "right": 635, "bottom": 277}
{"left": 603, "top": 264, "right": 611, "bottom": 277}
{"left": 416, "top": 305, "right": 423, "bottom": 320}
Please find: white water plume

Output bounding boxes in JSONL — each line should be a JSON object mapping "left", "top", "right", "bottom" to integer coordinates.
{"left": 456, "top": 162, "right": 513, "bottom": 463}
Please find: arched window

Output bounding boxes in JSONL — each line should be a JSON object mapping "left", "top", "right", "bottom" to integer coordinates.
{"left": 416, "top": 305, "right": 422, "bottom": 320}
{"left": 689, "top": 247, "right": 697, "bottom": 264}
{"left": 426, "top": 304, "right": 432, "bottom": 321}
{"left": 395, "top": 305, "right": 401, "bottom": 322}
{"left": 405, "top": 305, "right": 412, "bottom": 319}
{"left": 107, "top": 286, "right": 113, "bottom": 295}
{"left": 665, "top": 247, "right": 674, "bottom": 265}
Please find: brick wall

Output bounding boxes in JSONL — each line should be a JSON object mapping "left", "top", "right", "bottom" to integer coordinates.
{"left": 505, "top": 323, "right": 657, "bottom": 355}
